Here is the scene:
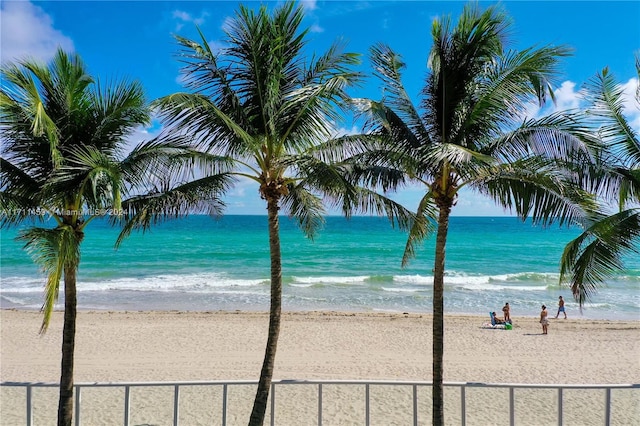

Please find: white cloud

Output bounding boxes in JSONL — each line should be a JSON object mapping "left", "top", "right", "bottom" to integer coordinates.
{"left": 552, "top": 81, "right": 581, "bottom": 112}
{"left": 0, "top": 0, "right": 74, "bottom": 64}
{"left": 332, "top": 125, "right": 360, "bottom": 137}
{"left": 621, "top": 77, "right": 640, "bottom": 134}
{"left": 175, "top": 73, "right": 188, "bottom": 86}
{"left": 301, "top": 0, "right": 318, "bottom": 12}
{"left": 172, "top": 10, "right": 191, "bottom": 22}
{"left": 207, "top": 40, "right": 225, "bottom": 54}
{"left": 310, "top": 23, "right": 324, "bottom": 33}
{"left": 172, "top": 9, "right": 209, "bottom": 32}
{"left": 518, "top": 80, "right": 582, "bottom": 121}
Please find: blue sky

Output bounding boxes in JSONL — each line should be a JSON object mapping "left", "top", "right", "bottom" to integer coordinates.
{"left": 2, "top": 0, "right": 639, "bottom": 216}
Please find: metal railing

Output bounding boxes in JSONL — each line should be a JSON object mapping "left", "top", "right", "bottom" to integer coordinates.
{"left": 2, "top": 380, "right": 638, "bottom": 426}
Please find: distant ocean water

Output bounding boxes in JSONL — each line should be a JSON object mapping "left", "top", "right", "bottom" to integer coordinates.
{"left": 1, "top": 216, "right": 638, "bottom": 320}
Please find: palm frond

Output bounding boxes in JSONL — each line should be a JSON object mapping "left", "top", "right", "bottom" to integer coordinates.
{"left": 115, "top": 173, "right": 236, "bottom": 247}
{"left": 45, "top": 145, "right": 128, "bottom": 215}
{"left": 280, "top": 183, "right": 326, "bottom": 240}
{"left": 560, "top": 209, "right": 640, "bottom": 306}
{"left": 401, "top": 192, "right": 438, "bottom": 267}
{"left": 584, "top": 67, "right": 640, "bottom": 167}
{"left": 174, "top": 30, "right": 247, "bottom": 131}
{"left": 121, "top": 137, "right": 237, "bottom": 192}
{"left": 89, "top": 78, "right": 150, "bottom": 156}
{"left": 474, "top": 157, "right": 597, "bottom": 226}
{"left": 17, "top": 225, "right": 81, "bottom": 333}
{"left": 485, "top": 111, "right": 599, "bottom": 164}
{"left": 616, "top": 168, "right": 640, "bottom": 207}
{"left": 463, "top": 45, "right": 572, "bottom": 142}
{"left": 424, "top": 3, "right": 509, "bottom": 144}
{"left": 367, "top": 44, "right": 431, "bottom": 146}
{"left": 0, "top": 157, "right": 44, "bottom": 225}
{"left": 152, "top": 93, "right": 255, "bottom": 157}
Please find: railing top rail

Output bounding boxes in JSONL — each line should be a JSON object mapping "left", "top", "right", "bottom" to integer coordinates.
{"left": 2, "top": 380, "right": 639, "bottom": 389}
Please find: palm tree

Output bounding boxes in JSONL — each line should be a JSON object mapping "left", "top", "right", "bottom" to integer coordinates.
{"left": 0, "top": 50, "right": 189, "bottom": 426}
{"left": 560, "top": 57, "right": 640, "bottom": 305}
{"left": 133, "top": 3, "right": 413, "bottom": 425}
{"left": 340, "top": 4, "right": 598, "bottom": 425}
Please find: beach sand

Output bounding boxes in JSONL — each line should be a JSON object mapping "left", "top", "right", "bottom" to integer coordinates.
{"left": 1, "top": 309, "right": 639, "bottom": 425}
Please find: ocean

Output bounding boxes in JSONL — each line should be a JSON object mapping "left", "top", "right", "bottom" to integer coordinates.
{"left": 1, "top": 215, "right": 638, "bottom": 320}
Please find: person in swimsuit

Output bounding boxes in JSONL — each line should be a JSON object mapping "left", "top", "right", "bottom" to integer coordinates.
{"left": 540, "top": 305, "right": 549, "bottom": 334}
{"left": 490, "top": 311, "right": 505, "bottom": 325}
{"left": 555, "top": 295, "right": 567, "bottom": 319}
{"left": 502, "top": 302, "right": 511, "bottom": 324}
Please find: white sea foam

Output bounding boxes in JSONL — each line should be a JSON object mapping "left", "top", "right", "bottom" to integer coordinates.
{"left": 395, "top": 275, "right": 432, "bottom": 284}
{"left": 292, "top": 276, "right": 369, "bottom": 285}
{"left": 381, "top": 287, "right": 423, "bottom": 293}
{"left": 1, "top": 273, "right": 268, "bottom": 294}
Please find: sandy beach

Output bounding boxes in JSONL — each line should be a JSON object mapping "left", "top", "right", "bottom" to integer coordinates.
{"left": 2, "top": 309, "right": 639, "bottom": 424}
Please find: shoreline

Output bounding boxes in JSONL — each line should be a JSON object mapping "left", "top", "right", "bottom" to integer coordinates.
{"left": 2, "top": 303, "right": 638, "bottom": 321}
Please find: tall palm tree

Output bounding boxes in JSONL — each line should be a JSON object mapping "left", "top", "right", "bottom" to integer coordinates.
{"left": 560, "top": 57, "right": 640, "bottom": 305}
{"left": 133, "top": 3, "right": 413, "bottom": 425}
{"left": 0, "top": 50, "right": 191, "bottom": 426}
{"left": 340, "top": 4, "right": 598, "bottom": 425}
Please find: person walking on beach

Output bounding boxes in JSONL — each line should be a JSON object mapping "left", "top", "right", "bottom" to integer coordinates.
{"left": 540, "top": 305, "right": 549, "bottom": 334}
{"left": 555, "top": 296, "right": 567, "bottom": 319}
{"left": 502, "top": 302, "right": 511, "bottom": 324}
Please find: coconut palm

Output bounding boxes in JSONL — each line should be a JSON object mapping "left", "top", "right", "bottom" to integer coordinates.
{"left": 339, "top": 4, "right": 598, "bottom": 425}
{"left": 139, "top": 3, "right": 414, "bottom": 425}
{"left": 0, "top": 49, "right": 200, "bottom": 426}
{"left": 560, "top": 57, "right": 640, "bottom": 305}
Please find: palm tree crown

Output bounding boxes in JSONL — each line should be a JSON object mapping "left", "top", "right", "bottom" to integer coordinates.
{"left": 154, "top": 4, "right": 364, "bottom": 220}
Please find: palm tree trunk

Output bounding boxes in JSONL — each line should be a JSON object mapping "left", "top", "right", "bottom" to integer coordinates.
{"left": 57, "top": 266, "right": 77, "bottom": 426}
{"left": 432, "top": 204, "right": 451, "bottom": 426}
{"left": 249, "top": 198, "right": 283, "bottom": 426}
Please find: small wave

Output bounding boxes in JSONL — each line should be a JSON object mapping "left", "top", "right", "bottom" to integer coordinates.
{"left": 381, "top": 287, "right": 423, "bottom": 293}
{"left": 365, "top": 274, "right": 395, "bottom": 283}
{"left": 395, "top": 275, "right": 432, "bottom": 285}
{"left": 291, "top": 276, "right": 369, "bottom": 285}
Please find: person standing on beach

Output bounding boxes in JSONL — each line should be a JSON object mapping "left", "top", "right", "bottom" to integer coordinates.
{"left": 540, "top": 305, "right": 549, "bottom": 334}
{"left": 502, "top": 302, "right": 511, "bottom": 324}
{"left": 555, "top": 296, "right": 567, "bottom": 319}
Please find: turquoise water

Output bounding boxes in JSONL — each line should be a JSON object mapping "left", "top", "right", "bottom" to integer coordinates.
{"left": 1, "top": 216, "right": 638, "bottom": 320}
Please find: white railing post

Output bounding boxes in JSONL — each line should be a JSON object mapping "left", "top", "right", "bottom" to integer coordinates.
{"left": 26, "top": 384, "right": 33, "bottom": 426}
{"left": 222, "top": 384, "right": 228, "bottom": 426}
{"left": 124, "top": 385, "right": 130, "bottom": 426}
{"left": 173, "top": 384, "right": 180, "bottom": 426}
{"left": 75, "top": 386, "right": 81, "bottom": 426}
{"left": 412, "top": 384, "right": 418, "bottom": 426}
{"left": 461, "top": 384, "right": 466, "bottom": 426}
{"left": 365, "top": 383, "right": 370, "bottom": 426}
{"left": 604, "top": 388, "right": 611, "bottom": 426}
{"left": 270, "top": 382, "right": 275, "bottom": 426}
{"left": 558, "top": 387, "right": 563, "bottom": 426}
{"left": 317, "top": 383, "right": 323, "bottom": 426}
{"left": 509, "top": 386, "right": 515, "bottom": 426}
